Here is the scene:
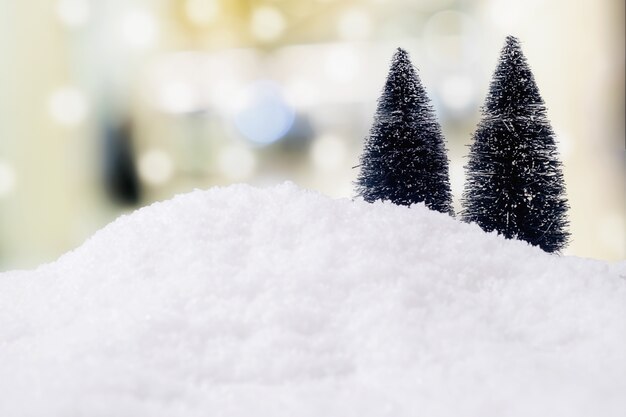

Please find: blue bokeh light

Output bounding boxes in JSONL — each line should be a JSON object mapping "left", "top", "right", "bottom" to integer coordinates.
{"left": 233, "top": 81, "right": 295, "bottom": 145}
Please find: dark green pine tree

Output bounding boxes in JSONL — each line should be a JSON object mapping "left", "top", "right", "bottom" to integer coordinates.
{"left": 355, "top": 48, "right": 453, "bottom": 215}
{"left": 461, "top": 36, "right": 569, "bottom": 253}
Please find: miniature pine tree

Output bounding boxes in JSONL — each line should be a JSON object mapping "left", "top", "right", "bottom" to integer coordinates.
{"left": 461, "top": 36, "right": 569, "bottom": 253}
{"left": 355, "top": 48, "right": 453, "bottom": 215}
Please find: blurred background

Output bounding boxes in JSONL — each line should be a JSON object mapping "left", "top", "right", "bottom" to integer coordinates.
{"left": 0, "top": 0, "right": 623, "bottom": 270}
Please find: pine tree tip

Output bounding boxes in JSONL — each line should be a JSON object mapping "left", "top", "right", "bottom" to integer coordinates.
{"left": 504, "top": 35, "right": 521, "bottom": 47}
{"left": 394, "top": 47, "right": 408, "bottom": 57}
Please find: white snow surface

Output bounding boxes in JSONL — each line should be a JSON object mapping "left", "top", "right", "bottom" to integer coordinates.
{"left": 1, "top": 183, "right": 625, "bottom": 417}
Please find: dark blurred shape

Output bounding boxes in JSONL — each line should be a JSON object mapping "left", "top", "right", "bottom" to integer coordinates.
{"left": 102, "top": 118, "right": 141, "bottom": 205}
{"left": 278, "top": 113, "right": 315, "bottom": 153}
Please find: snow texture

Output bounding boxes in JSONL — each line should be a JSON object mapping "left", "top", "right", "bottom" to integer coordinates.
{"left": 1, "top": 183, "right": 625, "bottom": 417}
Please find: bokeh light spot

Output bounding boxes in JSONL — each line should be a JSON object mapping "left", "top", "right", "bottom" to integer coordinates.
{"left": 233, "top": 81, "right": 295, "bottom": 146}
{"left": 139, "top": 149, "right": 174, "bottom": 185}
{"left": 184, "top": 0, "right": 220, "bottom": 26}
{"left": 121, "top": 9, "right": 158, "bottom": 49}
{"left": 156, "top": 82, "right": 197, "bottom": 114}
{"left": 48, "top": 87, "right": 88, "bottom": 126}
{"left": 250, "top": 6, "right": 286, "bottom": 42}
{"left": 56, "top": 0, "right": 90, "bottom": 28}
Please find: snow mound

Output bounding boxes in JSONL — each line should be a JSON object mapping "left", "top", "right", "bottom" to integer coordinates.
{"left": 1, "top": 183, "right": 625, "bottom": 417}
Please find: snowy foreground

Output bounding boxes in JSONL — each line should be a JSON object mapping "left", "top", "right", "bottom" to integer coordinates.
{"left": 1, "top": 183, "right": 625, "bottom": 417}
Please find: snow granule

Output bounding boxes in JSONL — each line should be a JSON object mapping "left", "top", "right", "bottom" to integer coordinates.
{"left": 1, "top": 183, "right": 625, "bottom": 416}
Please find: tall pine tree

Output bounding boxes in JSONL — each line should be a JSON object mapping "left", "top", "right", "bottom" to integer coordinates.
{"left": 355, "top": 48, "right": 453, "bottom": 215}
{"left": 461, "top": 36, "right": 569, "bottom": 253}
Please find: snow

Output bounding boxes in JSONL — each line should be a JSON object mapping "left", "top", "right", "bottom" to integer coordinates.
{"left": 1, "top": 183, "right": 625, "bottom": 417}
